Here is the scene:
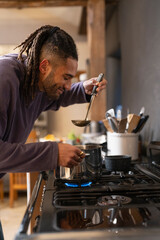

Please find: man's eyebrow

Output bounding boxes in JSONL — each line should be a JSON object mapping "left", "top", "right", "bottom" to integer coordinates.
{"left": 64, "top": 73, "right": 74, "bottom": 78}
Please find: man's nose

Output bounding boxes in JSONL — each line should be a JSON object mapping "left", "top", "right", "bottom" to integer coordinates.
{"left": 64, "top": 80, "right": 72, "bottom": 90}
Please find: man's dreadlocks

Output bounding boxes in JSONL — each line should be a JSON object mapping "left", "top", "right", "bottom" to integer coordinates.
{"left": 16, "top": 25, "right": 78, "bottom": 104}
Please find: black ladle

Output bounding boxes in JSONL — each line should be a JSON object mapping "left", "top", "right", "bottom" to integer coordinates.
{"left": 72, "top": 73, "right": 104, "bottom": 127}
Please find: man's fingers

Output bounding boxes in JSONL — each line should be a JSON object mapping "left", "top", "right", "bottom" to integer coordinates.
{"left": 79, "top": 151, "right": 85, "bottom": 157}
{"left": 74, "top": 153, "right": 84, "bottom": 162}
{"left": 76, "top": 149, "right": 85, "bottom": 158}
{"left": 67, "top": 159, "right": 79, "bottom": 168}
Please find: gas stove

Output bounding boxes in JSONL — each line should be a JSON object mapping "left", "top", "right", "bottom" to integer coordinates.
{"left": 15, "top": 142, "right": 160, "bottom": 240}
{"left": 35, "top": 163, "right": 160, "bottom": 233}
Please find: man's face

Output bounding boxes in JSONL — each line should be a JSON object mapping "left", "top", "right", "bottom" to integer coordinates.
{"left": 38, "top": 57, "right": 78, "bottom": 100}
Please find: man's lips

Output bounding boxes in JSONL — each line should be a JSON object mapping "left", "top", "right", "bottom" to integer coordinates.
{"left": 56, "top": 88, "right": 64, "bottom": 95}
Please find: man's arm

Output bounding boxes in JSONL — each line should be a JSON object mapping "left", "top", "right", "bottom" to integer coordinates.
{"left": 0, "top": 140, "right": 58, "bottom": 173}
{"left": 45, "top": 76, "right": 107, "bottom": 111}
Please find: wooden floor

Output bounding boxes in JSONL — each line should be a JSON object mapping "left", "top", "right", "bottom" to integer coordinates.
{"left": 0, "top": 194, "right": 27, "bottom": 240}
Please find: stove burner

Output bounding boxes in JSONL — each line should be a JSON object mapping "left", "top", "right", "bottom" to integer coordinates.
{"left": 81, "top": 182, "right": 92, "bottom": 187}
{"left": 65, "top": 183, "right": 78, "bottom": 188}
{"left": 98, "top": 195, "right": 132, "bottom": 206}
{"left": 64, "top": 181, "right": 92, "bottom": 188}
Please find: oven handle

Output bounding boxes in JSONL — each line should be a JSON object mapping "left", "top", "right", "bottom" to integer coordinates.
{"left": 18, "top": 171, "right": 48, "bottom": 234}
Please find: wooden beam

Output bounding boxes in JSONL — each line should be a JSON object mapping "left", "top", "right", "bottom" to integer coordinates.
{"left": 0, "top": 0, "right": 88, "bottom": 8}
{"left": 87, "top": 0, "right": 106, "bottom": 121}
{"left": 78, "top": 6, "right": 87, "bottom": 35}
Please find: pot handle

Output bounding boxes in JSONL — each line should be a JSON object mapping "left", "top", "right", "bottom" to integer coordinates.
{"left": 85, "top": 153, "right": 90, "bottom": 157}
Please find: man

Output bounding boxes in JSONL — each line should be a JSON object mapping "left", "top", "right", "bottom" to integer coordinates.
{"left": 0, "top": 25, "right": 107, "bottom": 178}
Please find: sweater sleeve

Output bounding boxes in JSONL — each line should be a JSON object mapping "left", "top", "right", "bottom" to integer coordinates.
{"left": 0, "top": 140, "right": 58, "bottom": 173}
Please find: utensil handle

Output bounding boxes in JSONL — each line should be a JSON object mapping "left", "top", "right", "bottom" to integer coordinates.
{"left": 92, "top": 73, "right": 104, "bottom": 95}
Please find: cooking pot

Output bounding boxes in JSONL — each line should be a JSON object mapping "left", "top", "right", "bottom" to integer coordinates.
{"left": 104, "top": 155, "right": 131, "bottom": 172}
{"left": 60, "top": 144, "right": 102, "bottom": 179}
{"left": 75, "top": 144, "right": 102, "bottom": 178}
{"left": 70, "top": 154, "right": 89, "bottom": 180}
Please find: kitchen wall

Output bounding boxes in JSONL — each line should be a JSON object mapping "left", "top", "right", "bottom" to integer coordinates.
{"left": 119, "top": 0, "right": 160, "bottom": 143}
{"left": 105, "top": 5, "right": 121, "bottom": 111}
{"left": 0, "top": 6, "right": 89, "bottom": 139}
{"left": 106, "top": 0, "right": 160, "bottom": 148}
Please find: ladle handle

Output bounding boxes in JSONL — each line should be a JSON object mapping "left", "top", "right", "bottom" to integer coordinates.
{"left": 92, "top": 73, "right": 104, "bottom": 95}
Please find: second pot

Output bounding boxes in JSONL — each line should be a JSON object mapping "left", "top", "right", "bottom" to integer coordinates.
{"left": 104, "top": 155, "right": 131, "bottom": 172}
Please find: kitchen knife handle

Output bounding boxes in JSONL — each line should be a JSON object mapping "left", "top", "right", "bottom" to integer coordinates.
{"left": 132, "top": 115, "right": 149, "bottom": 133}
{"left": 92, "top": 73, "right": 104, "bottom": 95}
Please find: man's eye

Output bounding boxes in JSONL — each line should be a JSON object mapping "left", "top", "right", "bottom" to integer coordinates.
{"left": 64, "top": 77, "right": 71, "bottom": 81}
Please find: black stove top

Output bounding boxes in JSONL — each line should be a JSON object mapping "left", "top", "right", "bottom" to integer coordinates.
{"left": 14, "top": 142, "right": 160, "bottom": 240}
{"left": 36, "top": 163, "right": 160, "bottom": 233}
{"left": 53, "top": 165, "right": 160, "bottom": 190}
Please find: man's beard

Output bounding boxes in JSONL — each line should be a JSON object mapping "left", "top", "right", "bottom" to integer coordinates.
{"left": 42, "top": 71, "right": 64, "bottom": 100}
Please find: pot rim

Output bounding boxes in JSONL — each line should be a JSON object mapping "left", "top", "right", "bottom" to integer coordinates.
{"left": 76, "top": 144, "right": 102, "bottom": 150}
{"left": 105, "top": 155, "right": 131, "bottom": 160}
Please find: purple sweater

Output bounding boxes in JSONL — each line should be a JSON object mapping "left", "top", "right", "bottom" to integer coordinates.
{"left": 0, "top": 54, "right": 88, "bottom": 177}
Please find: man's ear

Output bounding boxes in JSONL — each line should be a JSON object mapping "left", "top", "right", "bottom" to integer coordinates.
{"left": 39, "top": 59, "right": 49, "bottom": 74}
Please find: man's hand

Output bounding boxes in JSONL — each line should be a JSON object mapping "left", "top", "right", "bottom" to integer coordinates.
{"left": 57, "top": 143, "right": 85, "bottom": 168}
{"left": 83, "top": 76, "right": 107, "bottom": 95}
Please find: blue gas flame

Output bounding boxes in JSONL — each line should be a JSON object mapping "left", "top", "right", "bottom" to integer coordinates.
{"left": 65, "top": 181, "right": 92, "bottom": 188}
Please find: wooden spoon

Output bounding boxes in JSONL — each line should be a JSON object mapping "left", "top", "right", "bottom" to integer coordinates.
{"left": 127, "top": 114, "right": 141, "bottom": 133}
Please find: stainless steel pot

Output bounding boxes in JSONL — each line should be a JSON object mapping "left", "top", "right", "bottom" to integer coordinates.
{"left": 60, "top": 144, "right": 102, "bottom": 179}
{"left": 70, "top": 154, "right": 89, "bottom": 180}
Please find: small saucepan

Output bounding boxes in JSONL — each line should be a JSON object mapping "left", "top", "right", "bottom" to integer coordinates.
{"left": 104, "top": 155, "right": 131, "bottom": 172}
